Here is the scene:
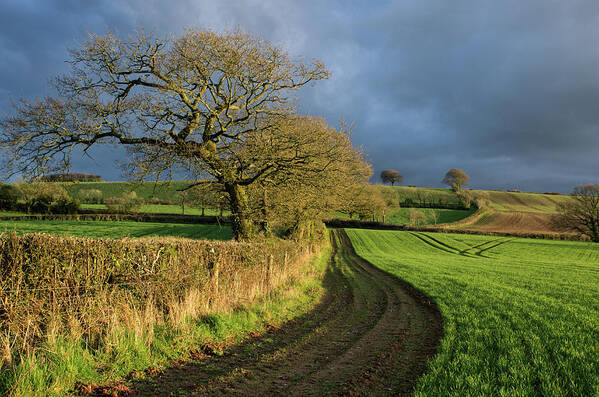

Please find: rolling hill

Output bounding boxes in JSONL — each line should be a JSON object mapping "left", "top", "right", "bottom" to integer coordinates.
{"left": 377, "top": 186, "right": 574, "bottom": 237}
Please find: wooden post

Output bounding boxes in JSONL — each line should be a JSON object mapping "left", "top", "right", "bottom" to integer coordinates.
{"left": 267, "top": 254, "right": 273, "bottom": 288}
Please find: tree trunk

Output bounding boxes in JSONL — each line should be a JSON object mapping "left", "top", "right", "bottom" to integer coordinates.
{"left": 259, "top": 187, "right": 271, "bottom": 235}
{"left": 591, "top": 222, "right": 599, "bottom": 243}
{"left": 225, "top": 183, "right": 253, "bottom": 241}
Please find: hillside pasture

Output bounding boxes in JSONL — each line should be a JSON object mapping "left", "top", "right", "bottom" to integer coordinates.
{"left": 347, "top": 228, "right": 599, "bottom": 396}
{"left": 386, "top": 207, "right": 476, "bottom": 225}
{"left": 379, "top": 186, "right": 462, "bottom": 207}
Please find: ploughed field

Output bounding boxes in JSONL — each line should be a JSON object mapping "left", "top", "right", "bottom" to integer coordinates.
{"left": 346, "top": 228, "right": 599, "bottom": 396}
{"left": 0, "top": 219, "right": 231, "bottom": 240}
{"left": 456, "top": 210, "right": 562, "bottom": 235}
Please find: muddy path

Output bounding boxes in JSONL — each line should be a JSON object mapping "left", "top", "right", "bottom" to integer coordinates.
{"left": 128, "top": 230, "right": 443, "bottom": 396}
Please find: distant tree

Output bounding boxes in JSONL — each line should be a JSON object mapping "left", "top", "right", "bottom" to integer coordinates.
{"left": 415, "top": 190, "right": 432, "bottom": 207}
{"left": 408, "top": 209, "right": 426, "bottom": 226}
{"left": 380, "top": 169, "right": 403, "bottom": 186}
{"left": 177, "top": 183, "right": 221, "bottom": 216}
{"left": 15, "top": 182, "right": 79, "bottom": 214}
{"left": 105, "top": 191, "right": 142, "bottom": 214}
{"left": 430, "top": 210, "right": 439, "bottom": 225}
{"left": 0, "top": 184, "right": 20, "bottom": 210}
{"left": 554, "top": 184, "right": 599, "bottom": 242}
{"left": 40, "top": 173, "right": 102, "bottom": 182}
{"left": 442, "top": 168, "right": 469, "bottom": 191}
{"left": 79, "top": 188, "right": 103, "bottom": 204}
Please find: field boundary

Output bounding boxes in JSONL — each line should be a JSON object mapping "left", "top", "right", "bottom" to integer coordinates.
{"left": 325, "top": 218, "right": 581, "bottom": 241}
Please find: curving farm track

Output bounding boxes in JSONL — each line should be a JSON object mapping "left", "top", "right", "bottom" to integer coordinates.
{"left": 130, "top": 230, "right": 442, "bottom": 396}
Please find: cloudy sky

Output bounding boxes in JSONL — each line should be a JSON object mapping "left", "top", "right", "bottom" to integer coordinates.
{"left": 1, "top": 0, "right": 598, "bottom": 192}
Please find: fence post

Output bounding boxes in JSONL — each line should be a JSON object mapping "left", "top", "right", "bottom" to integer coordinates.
{"left": 267, "top": 254, "right": 273, "bottom": 289}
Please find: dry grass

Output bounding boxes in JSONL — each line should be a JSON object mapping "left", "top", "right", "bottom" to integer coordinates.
{"left": 0, "top": 232, "right": 319, "bottom": 368}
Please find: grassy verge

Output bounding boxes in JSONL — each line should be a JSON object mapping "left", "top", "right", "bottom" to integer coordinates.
{"left": 0, "top": 219, "right": 231, "bottom": 240}
{"left": 346, "top": 229, "right": 599, "bottom": 396}
{"left": 0, "top": 238, "right": 329, "bottom": 396}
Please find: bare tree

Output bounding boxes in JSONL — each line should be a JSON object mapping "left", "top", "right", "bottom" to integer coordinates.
{"left": 408, "top": 209, "right": 426, "bottom": 226}
{"left": 430, "top": 210, "right": 439, "bottom": 225}
{"left": 442, "top": 168, "right": 469, "bottom": 191}
{"left": 0, "top": 29, "right": 329, "bottom": 240}
{"left": 555, "top": 184, "right": 599, "bottom": 242}
{"left": 380, "top": 169, "right": 403, "bottom": 186}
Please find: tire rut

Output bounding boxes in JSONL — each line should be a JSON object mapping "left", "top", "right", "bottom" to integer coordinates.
{"left": 128, "top": 230, "right": 443, "bottom": 396}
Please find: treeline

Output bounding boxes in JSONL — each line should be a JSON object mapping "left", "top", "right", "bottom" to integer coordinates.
{"left": 0, "top": 183, "right": 80, "bottom": 214}
{"left": 38, "top": 172, "right": 102, "bottom": 182}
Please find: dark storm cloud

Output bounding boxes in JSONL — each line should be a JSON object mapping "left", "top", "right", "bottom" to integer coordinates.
{"left": 1, "top": 0, "right": 598, "bottom": 191}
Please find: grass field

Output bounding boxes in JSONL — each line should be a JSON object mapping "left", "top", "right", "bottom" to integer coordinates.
{"left": 346, "top": 228, "right": 599, "bottom": 396}
{"left": 63, "top": 180, "right": 191, "bottom": 201}
{"left": 378, "top": 186, "right": 464, "bottom": 206}
{"left": 80, "top": 203, "right": 227, "bottom": 216}
{"left": 0, "top": 211, "right": 28, "bottom": 217}
{"left": 0, "top": 219, "right": 231, "bottom": 240}
{"left": 386, "top": 207, "right": 476, "bottom": 225}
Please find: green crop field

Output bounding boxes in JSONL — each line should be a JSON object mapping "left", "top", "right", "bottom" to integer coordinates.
{"left": 386, "top": 207, "right": 476, "bottom": 225}
{"left": 0, "top": 219, "right": 231, "bottom": 240}
{"left": 346, "top": 228, "right": 599, "bottom": 396}
{"left": 80, "top": 203, "right": 227, "bottom": 216}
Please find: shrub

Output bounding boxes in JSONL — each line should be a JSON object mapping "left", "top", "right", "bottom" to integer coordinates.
{"left": 408, "top": 209, "right": 427, "bottom": 225}
{"left": 0, "top": 233, "right": 320, "bottom": 365}
{"left": 39, "top": 173, "right": 102, "bottom": 182}
{"left": 51, "top": 197, "right": 81, "bottom": 214}
{"left": 402, "top": 198, "right": 416, "bottom": 207}
{"left": 0, "top": 184, "right": 20, "bottom": 210}
{"left": 16, "top": 183, "right": 80, "bottom": 214}
{"left": 105, "top": 191, "right": 142, "bottom": 213}
{"left": 78, "top": 188, "right": 103, "bottom": 204}
{"left": 456, "top": 189, "right": 473, "bottom": 209}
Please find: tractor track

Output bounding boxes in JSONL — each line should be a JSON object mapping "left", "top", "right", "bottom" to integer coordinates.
{"left": 126, "top": 230, "right": 443, "bottom": 396}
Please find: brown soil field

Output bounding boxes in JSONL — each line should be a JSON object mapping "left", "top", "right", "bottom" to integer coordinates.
{"left": 457, "top": 211, "right": 567, "bottom": 235}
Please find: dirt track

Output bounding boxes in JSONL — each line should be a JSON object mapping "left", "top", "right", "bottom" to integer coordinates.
{"left": 128, "top": 230, "right": 443, "bottom": 396}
